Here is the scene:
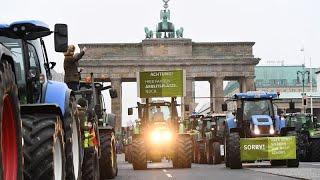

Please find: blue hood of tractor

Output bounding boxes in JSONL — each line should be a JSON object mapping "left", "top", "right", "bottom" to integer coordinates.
{"left": 251, "top": 115, "right": 273, "bottom": 126}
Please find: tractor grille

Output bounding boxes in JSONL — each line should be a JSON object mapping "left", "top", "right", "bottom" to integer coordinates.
{"left": 258, "top": 125, "right": 270, "bottom": 134}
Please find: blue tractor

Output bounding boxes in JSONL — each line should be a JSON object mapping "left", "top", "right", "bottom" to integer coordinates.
{"left": 222, "top": 91, "right": 299, "bottom": 169}
{"left": 0, "top": 21, "right": 82, "bottom": 180}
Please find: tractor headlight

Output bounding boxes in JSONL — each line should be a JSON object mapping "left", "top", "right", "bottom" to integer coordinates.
{"left": 151, "top": 131, "right": 161, "bottom": 142}
{"left": 254, "top": 125, "right": 260, "bottom": 135}
{"left": 269, "top": 125, "right": 275, "bottom": 134}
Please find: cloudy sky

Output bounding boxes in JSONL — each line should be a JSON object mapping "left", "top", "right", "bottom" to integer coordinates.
{"left": 1, "top": 0, "right": 319, "bottom": 125}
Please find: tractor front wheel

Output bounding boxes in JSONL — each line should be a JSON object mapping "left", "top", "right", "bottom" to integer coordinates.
{"left": 286, "top": 131, "right": 299, "bottom": 167}
{"left": 310, "top": 138, "right": 320, "bottom": 162}
{"left": 132, "top": 137, "right": 147, "bottom": 170}
{"left": 173, "top": 135, "right": 192, "bottom": 168}
{"left": 99, "top": 132, "right": 118, "bottom": 179}
{"left": 0, "top": 62, "right": 23, "bottom": 180}
{"left": 213, "top": 142, "right": 222, "bottom": 164}
{"left": 227, "top": 133, "right": 242, "bottom": 169}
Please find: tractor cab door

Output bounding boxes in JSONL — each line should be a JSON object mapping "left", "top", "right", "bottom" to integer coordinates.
{"left": 25, "top": 40, "right": 43, "bottom": 103}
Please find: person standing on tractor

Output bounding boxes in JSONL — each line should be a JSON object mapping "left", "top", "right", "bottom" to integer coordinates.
{"left": 64, "top": 45, "right": 87, "bottom": 91}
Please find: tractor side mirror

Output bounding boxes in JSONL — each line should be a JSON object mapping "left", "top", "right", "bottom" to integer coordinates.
{"left": 128, "top": 108, "right": 133, "bottom": 115}
{"left": 222, "top": 103, "right": 228, "bottom": 111}
{"left": 109, "top": 89, "right": 118, "bottom": 99}
{"left": 289, "top": 102, "right": 295, "bottom": 110}
{"left": 54, "top": 24, "right": 68, "bottom": 52}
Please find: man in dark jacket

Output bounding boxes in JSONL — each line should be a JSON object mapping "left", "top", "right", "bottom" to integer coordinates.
{"left": 64, "top": 45, "right": 87, "bottom": 91}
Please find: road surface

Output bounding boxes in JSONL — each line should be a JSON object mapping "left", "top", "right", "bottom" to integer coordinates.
{"left": 113, "top": 154, "right": 320, "bottom": 180}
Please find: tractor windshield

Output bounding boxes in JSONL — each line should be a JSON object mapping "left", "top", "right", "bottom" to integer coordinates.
{"left": 289, "top": 114, "right": 312, "bottom": 129}
{"left": 149, "top": 105, "right": 171, "bottom": 122}
{"left": 243, "top": 99, "right": 273, "bottom": 120}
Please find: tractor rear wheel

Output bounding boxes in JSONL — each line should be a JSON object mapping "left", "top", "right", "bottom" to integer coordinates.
{"left": 82, "top": 147, "right": 99, "bottom": 180}
{"left": 197, "top": 144, "right": 206, "bottom": 164}
{"left": 213, "top": 142, "right": 222, "bottom": 164}
{"left": 0, "top": 62, "right": 23, "bottom": 180}
{"left": 22, "top": 113, "right": 65, "bottom": 180}
{"left": 173, "top": 135, "right": 192, "bottom": 168}
{"left": 227, "top": 133, "right": 242, "bottom": 169}
{"left": 132, "top": 137, "right": 147, "bottom": 170}
{"left": 206, "top": 142, "right": 213, "bottom": 164}
{"left": 286, "top": 131, "right": 299, "bottom": 167}
{"left": 99, "top": 132, "right": 118, "bottom": 179}
{"left": 310, "top": 138, "right": 320, "bottom": 162}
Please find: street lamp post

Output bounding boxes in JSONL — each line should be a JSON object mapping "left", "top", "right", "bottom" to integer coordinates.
{"left": 297, "top": 70, "right": 310, "bottom": 113}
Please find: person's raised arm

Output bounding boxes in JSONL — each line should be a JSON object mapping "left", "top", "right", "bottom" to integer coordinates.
{"left": 73, "top": 47, "right": 87, "bottom": 62}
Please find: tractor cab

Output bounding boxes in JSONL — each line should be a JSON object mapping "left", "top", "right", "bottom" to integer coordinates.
{"left": 223, "top": 91, "right": 279, "bottom": 137}
{"left": 0, "top": 20, "right": 67, "bottom": 104}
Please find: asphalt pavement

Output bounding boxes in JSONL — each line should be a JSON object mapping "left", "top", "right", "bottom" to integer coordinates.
{"left": 113, "top": 154, "right": 320, "bottom": 180}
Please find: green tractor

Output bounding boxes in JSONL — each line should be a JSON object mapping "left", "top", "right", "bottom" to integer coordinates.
{"left": 285, "top": 113, "right": 320, "bottom": 161}
{"left": 190, "top": 114, "right": 226, "bottom": 164}
{"left": 74, "top": 73, "right": 118, "bottom": 179}
{"left": 122, "top": 126, "right": 134, "bottom": 163}
{"left": 128, "top": 98, "right": 192, "bottom": 170}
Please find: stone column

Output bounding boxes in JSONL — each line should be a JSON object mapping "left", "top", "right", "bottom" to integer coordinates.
{"left": 111, "top": 78, "right": 122, "bottom": 135}
{"left": 239, "top": 77, "right": 247, "bottom": 93}
{"left": 246, "top": 76, "right": 255, "bottom": 91}
{"left": 210, "top": 77, "right": 224, "bottom": 113}
{"left": 183, "top": 77, "right": 195, "bottom": 119}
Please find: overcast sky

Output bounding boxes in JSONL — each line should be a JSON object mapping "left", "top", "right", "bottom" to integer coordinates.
{"left": 1, "top": 0, "right": 319, "bottom": 125}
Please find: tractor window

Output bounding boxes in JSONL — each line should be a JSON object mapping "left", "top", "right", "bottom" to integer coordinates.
{"left": 149, "top": 105, "right": 171, "bottom": 122}
{"left": 243, "top": 100, "right": 273, "bottom": 120}
{"left": 0, "top": 36, "right": 27, "bottom": 104}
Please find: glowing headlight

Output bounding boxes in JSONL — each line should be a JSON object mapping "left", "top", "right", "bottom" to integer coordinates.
{"left": 254, "top": 125, "right": 260, "bottom": 135}
{"left": 163, "top": 131, "right": 172, "bottom": 141}
{"left": 269, "top": 126, "right": 275, "bottom": 134}
{"left": 151, "top": 131, "right": 161, "bottom": 142}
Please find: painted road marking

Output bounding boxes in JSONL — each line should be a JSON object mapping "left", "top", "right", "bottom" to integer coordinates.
{"left": 163, "top": 169, "right": 167, "bottom": 172}
{"left": 166, "top": 174, "right": 173, "bottom": 178}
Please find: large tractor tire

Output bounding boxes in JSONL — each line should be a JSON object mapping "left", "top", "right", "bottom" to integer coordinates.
{"left": 197, "top": 143, "right": 206, "bottom": 164}
{"left": 213, "top": 142, "right": 222, "bottom": 164}
{"left": 193, "top": 142, "right": 198, "bottom": 164}
{"left": 206, "top": 142, "right": 213, "bottom": 164}
{"left": 124, "top": 145, "right": 128, "bottom": 162}
{"left": 298, "top": 134, "right": 310, "bottom": 162}
{"left": 286, "top": 131, "right": 299, "bottom": 167}
{"left": 99, "top": 132, "right": 118, "bottom": 179}
{"left": 0, "top": 62, "right": 23, "bottom": 180}
{"left": 127, "top": 144, "right": 132, "bottom": 163}
{"left": 224, "top": 138, "right": 230, "bottom": 168}
{"left": 22, "top": 113, "right": 65, "bottom": 180}
{"left": 310, "top": 138, "right": 320, "bottom": 162}
{"left": 64, "top": 96, "right": 82, "bottom": 180}
{"left": 172, "top": 135, "right": 192, "bottom": 168}
{"left": 82, "top": 147, "right": 99, "bottom": 180}
{"left": 132, "top": 137, "right": 147, "bottom": 170}
{"left": 227, "top": 133, "right": 242, "bottom": 169}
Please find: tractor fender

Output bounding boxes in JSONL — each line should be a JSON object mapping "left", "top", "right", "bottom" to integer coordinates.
{"left": 42, "top": 80, "right": 72, "bottom": 116}
{"left": 20, "top": 103, "right": 62, "bottom": 117}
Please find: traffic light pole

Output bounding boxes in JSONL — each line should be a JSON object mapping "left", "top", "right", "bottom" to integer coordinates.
{"left": 297, "top": 70, "right": 310, "bottom": 113}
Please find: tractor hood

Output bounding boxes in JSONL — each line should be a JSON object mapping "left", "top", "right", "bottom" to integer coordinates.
{"left": 251, "top": 115, "right": 273, "bottom": 126}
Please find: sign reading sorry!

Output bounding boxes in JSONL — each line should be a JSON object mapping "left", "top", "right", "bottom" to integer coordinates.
{"left": 240, "top": 136, "right": 296, "bottom": 161}
{"left": 138, "top": 70, "right": 186, "bottom": 98}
